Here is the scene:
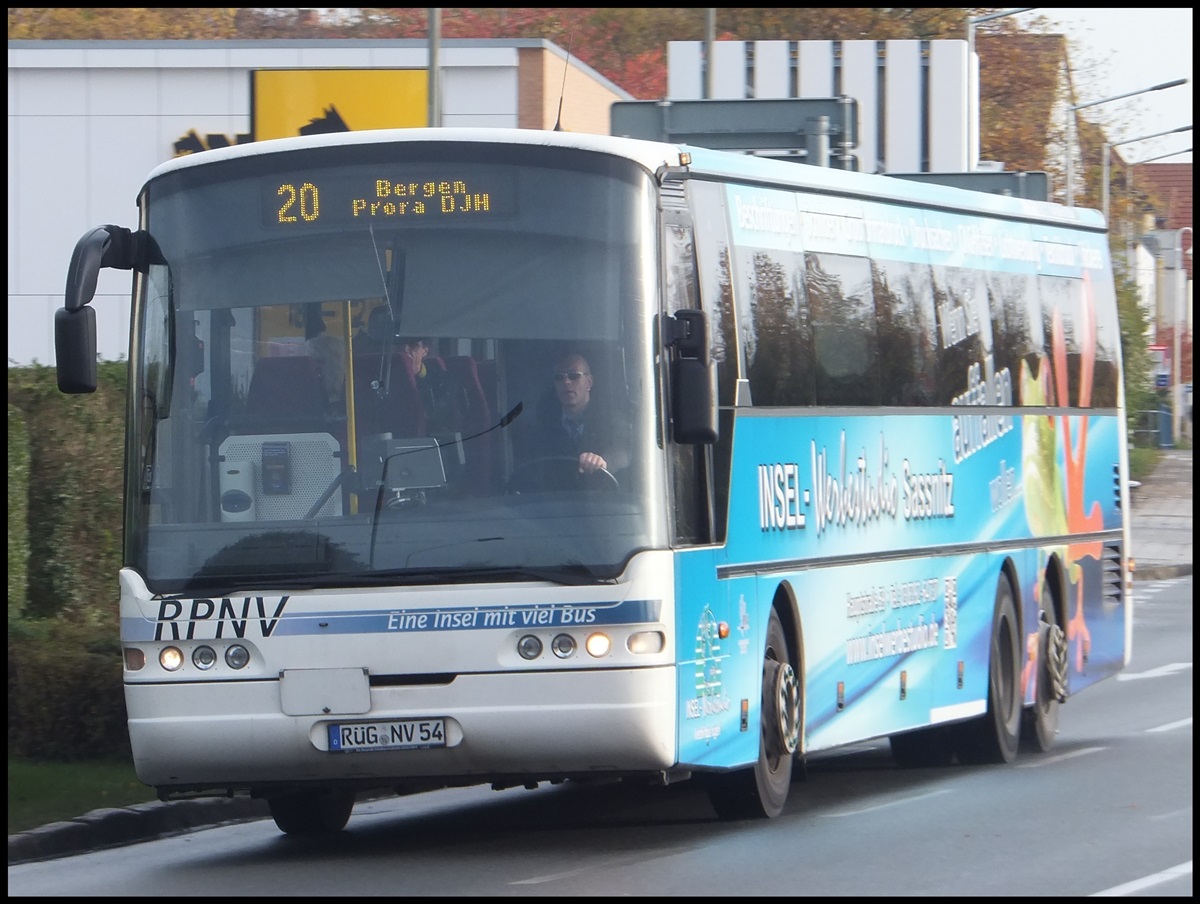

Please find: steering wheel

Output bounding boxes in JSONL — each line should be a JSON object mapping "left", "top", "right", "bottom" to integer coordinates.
{"left": 507, "top": 456, "right": 619, "bottom": 493}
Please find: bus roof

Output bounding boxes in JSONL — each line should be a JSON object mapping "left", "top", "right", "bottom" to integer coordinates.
{"left": 677, "top": 144, "right": 1106, "bottom": 231}
{"left": 145, "top": 126, "right": 1106, "bottom": 232}
{"left": 144, "top": 127, "right": 685, "bottom": 183}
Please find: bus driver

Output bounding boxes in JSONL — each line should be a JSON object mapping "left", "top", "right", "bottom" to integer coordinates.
{"left": 529, "top": 351, "right": 630, "bottom": 477}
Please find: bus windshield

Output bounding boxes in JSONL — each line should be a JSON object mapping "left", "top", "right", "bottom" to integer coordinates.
{"left": 127, "top": 142, "right": 667, "bottom": 595}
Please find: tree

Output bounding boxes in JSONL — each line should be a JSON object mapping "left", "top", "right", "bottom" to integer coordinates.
{"left": 7, "top": 8, "right": 239, "bottom": 39}
{"left": 10, "top": 8, "right": 1066, "bottom": 177}
{"left": 1115, "top": 270, "right": 1158, "bottom": 431}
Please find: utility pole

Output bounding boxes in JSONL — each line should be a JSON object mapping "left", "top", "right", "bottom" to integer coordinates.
{"left": 428, "top": 9, "right": 441, "bottom": 128}
{"left": 704, "top": 9, "right": 715, "bottom": 100}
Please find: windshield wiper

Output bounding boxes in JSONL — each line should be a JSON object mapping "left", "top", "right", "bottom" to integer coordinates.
{"left": 358, "top": 564, "right": 611, "bottom": 587}
{"left": 157, "top": 574, "right": 328, "bottom": 600}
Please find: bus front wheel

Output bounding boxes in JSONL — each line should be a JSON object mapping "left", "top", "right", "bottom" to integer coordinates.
{"left": 953, "top": 576, "right": 1021, "bottom": 764}
{"left": 268, "top": 789, "right": 356, "bottom": 835}
{"left": 708, "top": 609, "right": 799, "bottom": 820}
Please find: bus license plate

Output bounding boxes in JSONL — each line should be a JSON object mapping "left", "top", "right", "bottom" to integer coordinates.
{"left": 327, "top": 718, "right": 446, "bottom": 753}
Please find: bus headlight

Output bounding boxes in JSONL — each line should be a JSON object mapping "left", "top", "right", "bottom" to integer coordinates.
{"left": 550, "top": 633, "right": 576, "bottom": 658}
{"left": 225, "top": 644, "right": 251, "bottom": 670}
{"left": 159, "top": 646, "right": 184, "bottom": 671}
{"left": 124, "top": 648, "right": 146, "bottom": 671}
{"left": 627, "top": 631, "right": 665, "bottom": 654}
{"left": 585, "top": 633, "right": 611, "bottom": 658}
{"left": 517, "top": 635, "right": 543, "bottom": 660}
{"left": 192, "top": 646, "right": 218, "bottom": 670}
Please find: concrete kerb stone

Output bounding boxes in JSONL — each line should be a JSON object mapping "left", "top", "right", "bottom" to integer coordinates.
{"left": 8, "top": 797, "right": 271, "bottom": 865}
{"left": 1133, "top": 563, "right": 1193, "bottom": 581}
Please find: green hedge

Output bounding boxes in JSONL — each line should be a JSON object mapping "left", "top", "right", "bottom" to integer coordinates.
{"left": 8, "top": 363, "right": 129, "bottom": 760}
{"left": 8, "top": 619, "right": 130, "bottom": 760}
{"left": 8, "top": 404, "right": 30, "bottom": 622}
{"left": 8, "top": 363, "right": 126, "bottom": 621}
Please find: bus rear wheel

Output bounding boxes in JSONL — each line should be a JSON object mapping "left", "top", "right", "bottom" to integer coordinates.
{"left": 1022, "top": 581, "right": 1066, "bottom": 753}
{"left": 708, "top": 609, "right": 799, "bottom": 820}
{"left": 953, "top": 576, "right": 1021, "bottom": 764}
{"left": 268, "top": 789, "right": 356, "bottom": 835}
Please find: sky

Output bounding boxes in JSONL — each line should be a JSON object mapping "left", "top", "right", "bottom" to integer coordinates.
{"left": 1012, "top": 7, "right": 1193, "bottom": 163}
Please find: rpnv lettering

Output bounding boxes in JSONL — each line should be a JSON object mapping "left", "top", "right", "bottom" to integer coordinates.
{"left": 154, "top": 596, "right": 288, "bottom": 640}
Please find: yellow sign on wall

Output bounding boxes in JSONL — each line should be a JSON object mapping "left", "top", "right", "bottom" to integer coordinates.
{"left": 253, "top": 69, "right": 428, "bottom": 140}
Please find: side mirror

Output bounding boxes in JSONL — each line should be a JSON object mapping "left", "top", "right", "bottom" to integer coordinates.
{"left": 64, "top": 225, "right": 134, "bottom": 312}
{"left": 56, "top": 225, "right": 136, "bottom": 394}
{"left": 668, "top": 309, "right": 718, "bottom": 444}
{"left": 54, "top": 306, "right": 98, "bottom": 393}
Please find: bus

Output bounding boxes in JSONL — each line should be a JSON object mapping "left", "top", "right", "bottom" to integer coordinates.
{"left": 55, "top": 127, "right": 1132, "bottom": 833}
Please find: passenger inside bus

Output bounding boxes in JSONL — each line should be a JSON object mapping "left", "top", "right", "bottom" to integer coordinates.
{"left": 352, "top": 308, "right": 426, "bottom": 439}
{"left": 396, "top": 336, "right": 471, "bottom": 437}
{"left": 304, "top": 310, "right": 346, "bottom": 407}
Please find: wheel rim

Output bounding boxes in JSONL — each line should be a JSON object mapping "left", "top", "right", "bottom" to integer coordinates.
{"left": 764, "top": 658, "right": 801, "bottom": 759}
{"left": 1044, "top": 620, "right": 1068, "bottom": 704}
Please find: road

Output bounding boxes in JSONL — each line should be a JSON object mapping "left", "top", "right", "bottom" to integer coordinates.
{"left": 9, "top": 575, "right": 1192, "bottom": 897}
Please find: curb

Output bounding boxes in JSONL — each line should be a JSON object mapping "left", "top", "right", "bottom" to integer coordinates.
{"left": 1133, "top": 563, "right": 1193, "bottom": 581}
{"left": 8, "top": 797, "right": 270, "bottom": 865}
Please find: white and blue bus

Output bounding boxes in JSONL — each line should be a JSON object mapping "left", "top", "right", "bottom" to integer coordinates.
{"left": 56, "top": 128, "right": 1131, "bottom": 833}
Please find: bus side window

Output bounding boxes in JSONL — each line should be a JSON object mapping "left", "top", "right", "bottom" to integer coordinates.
{"left": 807, "top": 252, "right": 878, "bottom": 407}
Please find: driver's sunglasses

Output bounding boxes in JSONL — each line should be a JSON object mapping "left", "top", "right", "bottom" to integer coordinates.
{"left": 553, "top": 371, "right": 589, "bottom": 383}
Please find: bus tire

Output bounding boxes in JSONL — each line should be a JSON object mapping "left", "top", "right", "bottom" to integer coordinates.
{"left": 953, "top": 575, "right": 1021, "bottom": 765}
{"left": 708, "top": 609, "right": 798, "bottom": 820}
{"left": 268, "top": 789, "right": 356, "bottom": 835}
{"left": 1022, "top": 581, "right": 1065, "bottom": 753}
{"left": 889, "top": 725, "right": 955, "bottom": 768}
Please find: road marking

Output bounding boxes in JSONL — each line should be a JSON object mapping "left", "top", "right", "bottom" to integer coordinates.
{"left": 1017, "top": 746, "right": 1103, "bottom": 768}
{"left": 1148, "top": 807, "right": 1192, "bottom": 822}
{"left": 511, "top": 867, "right": 594, "bottom": 885}
{"left": 510, "top": 847, "right": 690, "bottom": 885}
{"left": 1147, "top": 716, "right": 1192, "bottom": 733}
{"left": 1090, "top": 859, "right": 1192, "bottom": 896}
{"left": 1116, "top": 661, "right": 1192, "bottom": 681}
{"left": 820, "top": 788, "right": 950, "bottom": 817}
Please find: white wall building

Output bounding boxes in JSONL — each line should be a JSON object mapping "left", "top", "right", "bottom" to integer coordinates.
{"left": 665, "top": 39, "right": 977, "bottom": 175}
{"left": 7, "top": 39, "right": 629, "bottom": 366}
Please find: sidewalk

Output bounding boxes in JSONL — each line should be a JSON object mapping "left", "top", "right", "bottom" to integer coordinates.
{"left": 9, "top": 449, "right": 1193, "bottom": 865}
{"left": 1129, "top": 447, "right": 1193, "bottom": 581}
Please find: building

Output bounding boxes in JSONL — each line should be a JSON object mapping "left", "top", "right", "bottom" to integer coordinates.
{"left": 664, "top": 38, "right": 976, "bottom": 175}
{"left": 7, "top": 39, "right": 630, "bottom": 366}
{"left": 1133, "top": 161, "right": 1193, "bottom": 437}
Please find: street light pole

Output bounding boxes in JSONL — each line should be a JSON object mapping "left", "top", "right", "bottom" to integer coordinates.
{"left": 1121, "top": 148, "right": 1194, "bottom": 270}
{"left": 427, "top": 8, "right": 441, "bottom": 128}
{"left": 1066, "top": 77, "right": 1188, "bottom": 207}
{"left": 1102, "top": 124, "right": 1193, "bottom": 223}
{"left": 704, "top": 8, "right": 715, "bottom": 100}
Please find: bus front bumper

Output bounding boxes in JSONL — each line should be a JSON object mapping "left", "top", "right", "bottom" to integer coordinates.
{"left": 126, "top": 666, "right": 678, "bottom": 792}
